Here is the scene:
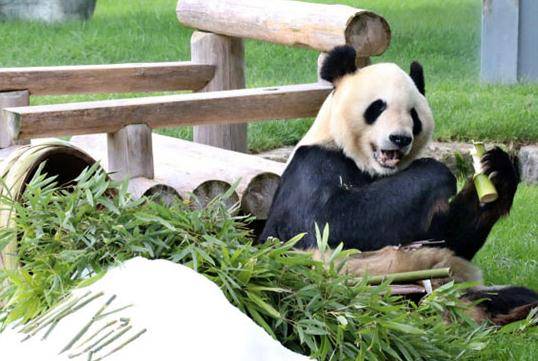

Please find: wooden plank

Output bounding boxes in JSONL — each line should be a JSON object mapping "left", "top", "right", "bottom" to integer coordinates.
{"left": 177, "top": 0, "right": 391, "bottom": 56}
{"left": 0, "top": 62, "right": 215, "bottom": 95}
{"left": 0, "top": 90, "right": 29, "bottom": 148}
{"left": 5, "top": 83, "right": 332, "bottom": 140}
{"left": 107, "top": 124, "right": 154, "bottom": 180}
{"left": 191, "top": 31, "right": 247, "bottom": 153}
{"left": 480, "top": 0, "right": 519, "bottom": 83}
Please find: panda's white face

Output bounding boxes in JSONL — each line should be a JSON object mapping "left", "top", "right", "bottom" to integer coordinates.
{"left": 329, "top": 63, "right": 434, "bottom": 176}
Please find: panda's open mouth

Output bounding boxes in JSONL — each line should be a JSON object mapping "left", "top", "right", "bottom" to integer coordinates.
{"left": 371, "top": 144, "right": 404, "bottom": 168}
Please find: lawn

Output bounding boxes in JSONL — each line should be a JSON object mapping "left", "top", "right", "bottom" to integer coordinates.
{"left": 0, "top": 0, "right": 536, "bottom": 359}
{"left": 0, "top": 0, "right": 537, "bottom": 151}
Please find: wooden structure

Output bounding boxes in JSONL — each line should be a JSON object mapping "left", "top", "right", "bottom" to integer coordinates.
{"left": 481, "top": 0, "right": 538, "bottom": 83}
{"left": 0, "top": 0, "right": 391, "bottom": 222}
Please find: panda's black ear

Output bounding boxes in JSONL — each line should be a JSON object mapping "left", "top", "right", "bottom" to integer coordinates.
{"left": 410, "top": 61, "right": 425, "bottom": 95}
{"left": 320, "top": 45, "right": 357, "bottom": 85}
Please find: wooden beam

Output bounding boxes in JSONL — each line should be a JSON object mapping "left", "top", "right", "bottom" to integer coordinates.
{"left": 177, "top": 0, "right": 391, "bottom": 56}
{"left": 5, "top": 83, "right": 332, "bottom": 140}
{"left": 191, "top": 31, "right": 247, "bottom": 153}
{"left": 0, "top": 90, "right": 29, "bottom": 148}
{"left": 0, "top": 62, "right": 215, "bottom": 95}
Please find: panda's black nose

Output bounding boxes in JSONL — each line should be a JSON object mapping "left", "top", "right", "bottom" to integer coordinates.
{"left": 389, "top": 134, "right": 412, "bottom": 148}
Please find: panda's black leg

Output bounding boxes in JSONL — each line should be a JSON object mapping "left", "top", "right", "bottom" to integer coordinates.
{"left": 436, "top": 147, "right": 519, "bottom": 260}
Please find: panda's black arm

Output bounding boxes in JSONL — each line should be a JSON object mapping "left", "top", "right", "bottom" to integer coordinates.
{"left": 429, "top": 147, "right": 519, "bottom": 260}
{"left": 315, "top": 158, "right": 457, "bottom": 251}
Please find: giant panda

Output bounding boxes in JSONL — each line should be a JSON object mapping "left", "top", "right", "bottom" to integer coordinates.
{"left": 259, "top": 45, "right": 537, "bottom": 324}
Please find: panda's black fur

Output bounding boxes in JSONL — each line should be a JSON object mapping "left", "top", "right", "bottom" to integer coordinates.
{"left": 259, "top": 45, "right": 536, "bottom": 324}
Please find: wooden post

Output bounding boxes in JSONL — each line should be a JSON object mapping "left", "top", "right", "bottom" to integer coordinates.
{"left": 0, "top": 90, "right": 29, "bottom": 148}
{"left": 191, "top": 31, "right": 247, "bottom": 153}
{"left": 107, "top": 124, "right": 154, "bottom": 181}
{"left": 481, "top": 0, "right": 538, "bottom": 83}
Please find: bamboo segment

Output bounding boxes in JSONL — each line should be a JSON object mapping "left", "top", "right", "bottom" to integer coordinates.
{"left": 471, "top": 142, "right": 498, "bottom": 203}
{"left": 177, "top": 0, "right": 391, "bottom": 56}
{"left": 364, "top": 268, "right": 450, "bottom": 285}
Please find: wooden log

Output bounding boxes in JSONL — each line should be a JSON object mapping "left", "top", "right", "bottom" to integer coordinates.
{"left": 107, "top": 124, "right": 154, "bottom": 181}
{"left": 191, "top": 31, "right": 247, "bottom": 153}
{"left": 128, "top": 177, "right": 182, "bottom": 206}
{"left": 5, "top": 83, "right": 332, "bottom": 140}
{"left": 70, "top": 133, "right": 285, "bottom": 219}
{"left": 190, "top": 180, "right": 240, "bottom": 211}
{"left": 177, "top": 0, "right": 391, "bottom": 57}
{"left": 0, "top": 62, "right": 215, "bottom": 95}
{"left": 241, "top": 173, "right": 280, "bottom": 219}
{"left": 0, "top": 90, "right": 29, "bottom": 148}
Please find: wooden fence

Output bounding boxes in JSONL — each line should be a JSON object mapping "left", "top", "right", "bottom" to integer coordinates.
{"left": 0, "top": 0, "right": 391, "bottom": 214}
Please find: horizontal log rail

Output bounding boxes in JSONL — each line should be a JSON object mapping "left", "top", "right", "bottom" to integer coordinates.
{"left": 177, "top": 0, "right": 391, "bottom": 56}
{"left": 4, "top": 83, "right": 332, "bottom": 140}
{"left": 0, "top": 62, "right": 215, "bottom": 95}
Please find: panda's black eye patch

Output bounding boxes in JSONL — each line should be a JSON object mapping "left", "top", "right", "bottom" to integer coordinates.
{"left": 364, "top": 99, "right": 387, "bottom": 124}
{"left": 411, "top": 108, "right": 422, "bottom": 135}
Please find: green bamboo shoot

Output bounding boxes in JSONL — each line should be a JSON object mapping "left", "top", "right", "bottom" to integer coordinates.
{"left": 471, "top": 142, "right": 498, "bottom": 203}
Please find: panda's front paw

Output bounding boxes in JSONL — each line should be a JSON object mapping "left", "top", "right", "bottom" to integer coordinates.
{"left": 481, "top": 147, "right": 519, "bottom": 212}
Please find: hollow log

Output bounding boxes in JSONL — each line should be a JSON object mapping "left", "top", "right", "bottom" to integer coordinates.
{"left": 70, "top": 134, "right": 284, "bottom": 219}
{"left": 128, "top": 177, "right": 182, "bottom": 206}
{"left": 0, "top": 141, "right": 97, "bottom": 270}
{"left": 177, "top": 0, "right": 391, "bottom": 56}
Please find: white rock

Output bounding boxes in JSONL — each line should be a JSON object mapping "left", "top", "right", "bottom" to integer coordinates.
{"left": 518, "top": 145, "right": 538, "bottom": 183}
{"left": 0, "top": 257, "right": 310, "bottom": 361}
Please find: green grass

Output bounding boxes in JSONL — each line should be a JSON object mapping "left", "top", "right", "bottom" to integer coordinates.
{"left": 471, "top": 185, "right": 538, "bottom": 360}
{"left": 0, "top": 0, "right": 536, "bottom": 151}
{"left": 0, "top": 0, "right": 536, "bottom": 358}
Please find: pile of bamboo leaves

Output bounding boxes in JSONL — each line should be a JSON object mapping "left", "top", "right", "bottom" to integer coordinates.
{"left": 0, "top": 165, "right": 496, "bottom": 360}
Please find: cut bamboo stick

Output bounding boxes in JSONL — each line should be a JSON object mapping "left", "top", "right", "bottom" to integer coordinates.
{"left": 177, "top": 0, "right": 391, "bottom": 56}
{"left": 471, "top": 142, "right": 498, "bottom": 203}
{"left": 364, "top": 268, "right": 451, "bottom": 285}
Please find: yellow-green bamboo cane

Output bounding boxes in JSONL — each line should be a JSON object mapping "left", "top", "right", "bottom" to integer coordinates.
{"left": 470, "top": 142, "right": 498, "bottom": 203}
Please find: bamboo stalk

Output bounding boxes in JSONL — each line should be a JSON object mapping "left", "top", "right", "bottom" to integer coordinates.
{"left": 471, "top": 142, "right": 498, "bottom": 203}
{"left": 60, "top": 294, "right": 117, "bottom": 354}
{"left": 363, "top": 267, "right": 450, "bottom": 285}
{"left": 92, "top": 328, "right": 147, "bottom": 361}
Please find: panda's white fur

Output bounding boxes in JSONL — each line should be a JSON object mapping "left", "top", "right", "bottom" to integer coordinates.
{"left": 298, "top": 63, "right": 434, "bottom": 176}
